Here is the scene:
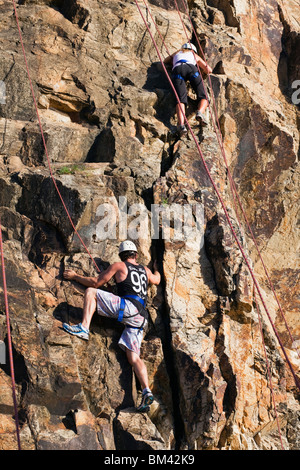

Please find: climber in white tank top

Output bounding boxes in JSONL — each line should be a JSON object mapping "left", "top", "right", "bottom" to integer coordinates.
{"left": 164, "top": 43, "right": 213, "bottom": 135}
{"left": 172, "top": 50, "right": 197, "bottom": 69}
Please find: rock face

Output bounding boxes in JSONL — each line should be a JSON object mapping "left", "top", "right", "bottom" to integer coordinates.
{"left": 0, "top": 0, "right": 299, "bottom": 450}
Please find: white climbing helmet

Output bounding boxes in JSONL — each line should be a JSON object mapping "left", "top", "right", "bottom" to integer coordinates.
{"left": 182, "top": 42, "right": 197, "bottom": 53}
{"left": 119, "top": 240, "right": 138, "bottom": 254}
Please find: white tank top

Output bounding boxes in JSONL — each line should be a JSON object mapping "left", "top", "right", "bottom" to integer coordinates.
{"left": 172, "top": 50, "right": 196, "bottom": 70}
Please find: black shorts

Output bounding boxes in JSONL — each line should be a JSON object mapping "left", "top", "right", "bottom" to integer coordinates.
{"left": 172, "top": 63, "right": 207, "bottom": 105}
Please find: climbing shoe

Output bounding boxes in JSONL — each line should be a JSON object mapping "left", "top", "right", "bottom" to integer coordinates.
{"left": 62, "top": 322, "right": 89, "bottom": 340}
{"left": 196, "top": 111, "right": 208, "bottom": 127}
{"left": 136, "top": 390, "right": 154, "bottom": 412}
{"left": 177, "top": 124, "right": 187, "bottom": 137}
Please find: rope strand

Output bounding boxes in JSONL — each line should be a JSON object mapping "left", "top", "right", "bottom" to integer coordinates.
{"left": 176, "top": 0, "right": 298, "bottom": 356}
{"left": 11, "top": 0, "right": 100, "bottom": 274}
{"left": 8, "top": 0, "right": 298, "bottom": 450}
{"left": 134, "top": 0, "right": 300, "bottom": 392}
{"left": 171, "top": 0, "right": 287, "bottom": 447}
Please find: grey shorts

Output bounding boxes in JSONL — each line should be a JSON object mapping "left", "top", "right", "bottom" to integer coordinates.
{"left": 96, "top": 289, "right": 146, "bottom": 356}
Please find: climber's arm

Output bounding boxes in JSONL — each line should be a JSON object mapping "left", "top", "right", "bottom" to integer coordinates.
{"left": 63, "top": 269, "right": 98, "bottom": 287}
{"left": 196, "top": 54, "right": 212, "bottom": 74}
{"left": 145, "top": 261, "right": 161, "bottom": 286}
{"left": 63, "top": 263, "right": 122, "bottom": 289}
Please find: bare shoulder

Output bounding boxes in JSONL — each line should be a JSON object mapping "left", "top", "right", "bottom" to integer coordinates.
{"left": 109, "top": 261, "right": 126, "bottom": 273}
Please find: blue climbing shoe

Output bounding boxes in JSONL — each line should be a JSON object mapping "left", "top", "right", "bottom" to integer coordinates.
{"left": 63, "top": 322, "right": 89, "bottom": 341}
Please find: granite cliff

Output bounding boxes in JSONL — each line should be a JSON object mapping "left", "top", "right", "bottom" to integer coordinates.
{"left": 0, "top": 0, "right": 299, "bottom": 450}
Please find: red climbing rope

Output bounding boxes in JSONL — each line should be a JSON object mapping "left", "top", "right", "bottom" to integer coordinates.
{"left": 8, "top": 2, "right": 101, "bottom": 447}
{"left": 175, "top": 0, "right": 298, "bottom": 358}
{"left": 137, "top": 0, "right": 290, "bottom": 447}
{"left": 136, "top": 1, "right": 287, "bottom": 448}
{"left": 0, "top": 219, "right": 22, "bottom": 450}
{"left": 11, "top": 0, "right": 100, "bottom": 274}
{"left": 134, "top": 0, "right": 300, "bottom": 393}
{"left": 141, "top": 0, "right": 171, "bottom": 57}
{"left": 9, "top": 0, "right": 298, "bottom": 448}
{"left": 170, "top": 0, "right": 288, "bottom": 446}
{"left": 171, "top": 0, "right": 299, "bottom": 445}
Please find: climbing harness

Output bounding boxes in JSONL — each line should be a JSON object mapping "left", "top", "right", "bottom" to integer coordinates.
{"left": 172, "top": 73, "right": 184, "bottom": 80}
{"left": 117, "top": 298, "right": 126, "bottom": 323}
{"left": 124, "top": 294, "right": 146, "bottom": 308}
{"left": 173, "top": 58, "right": 188, "bottom": 66}
{"left": 172, "top": 71, "right": 200, "bottom": 82}
{"left": 118, "top": 295, "right": 148, "bottom": 331}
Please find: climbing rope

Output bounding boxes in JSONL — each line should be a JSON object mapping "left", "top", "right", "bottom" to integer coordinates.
{"left": 7, "top": 0, "right": 102, "bottom": 448}
{"left": 135, "top": 0, "right": 287, "bottom": 448}
{"left": 171, "top": 0, "right": 299, "bottom": 446}
{"left": 8, "top": 2, "right": 104, "bottom": 446}
{"left": 170, "top": 0, "right": 288, "bottom": 446}
{"left": 0, "top": 219, "right": 22, "bottom": 450}
{"left": 141, "top": 0, "right": 171, "bottom": 57}
{"left": 133, "top": 0, "right": 300, "bottom": 395}
{"left": 11, "top": 0, "right": 100, "bottom": 274}
{"left": 175, "top": 0, "right": 299, "bottom": 359}
{"left": 9, "top": 0, "right": 299, "bottom": 448}
{"left": 135, "top": 0, "right": 300, "bottom": 447}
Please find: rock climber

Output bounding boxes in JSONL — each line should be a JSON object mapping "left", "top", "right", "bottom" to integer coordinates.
{"left": 62, "top": 240, "right": 161, "bottom": 413}
{"left": 164, "top": 42, "right": 212, "bottom": 136}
